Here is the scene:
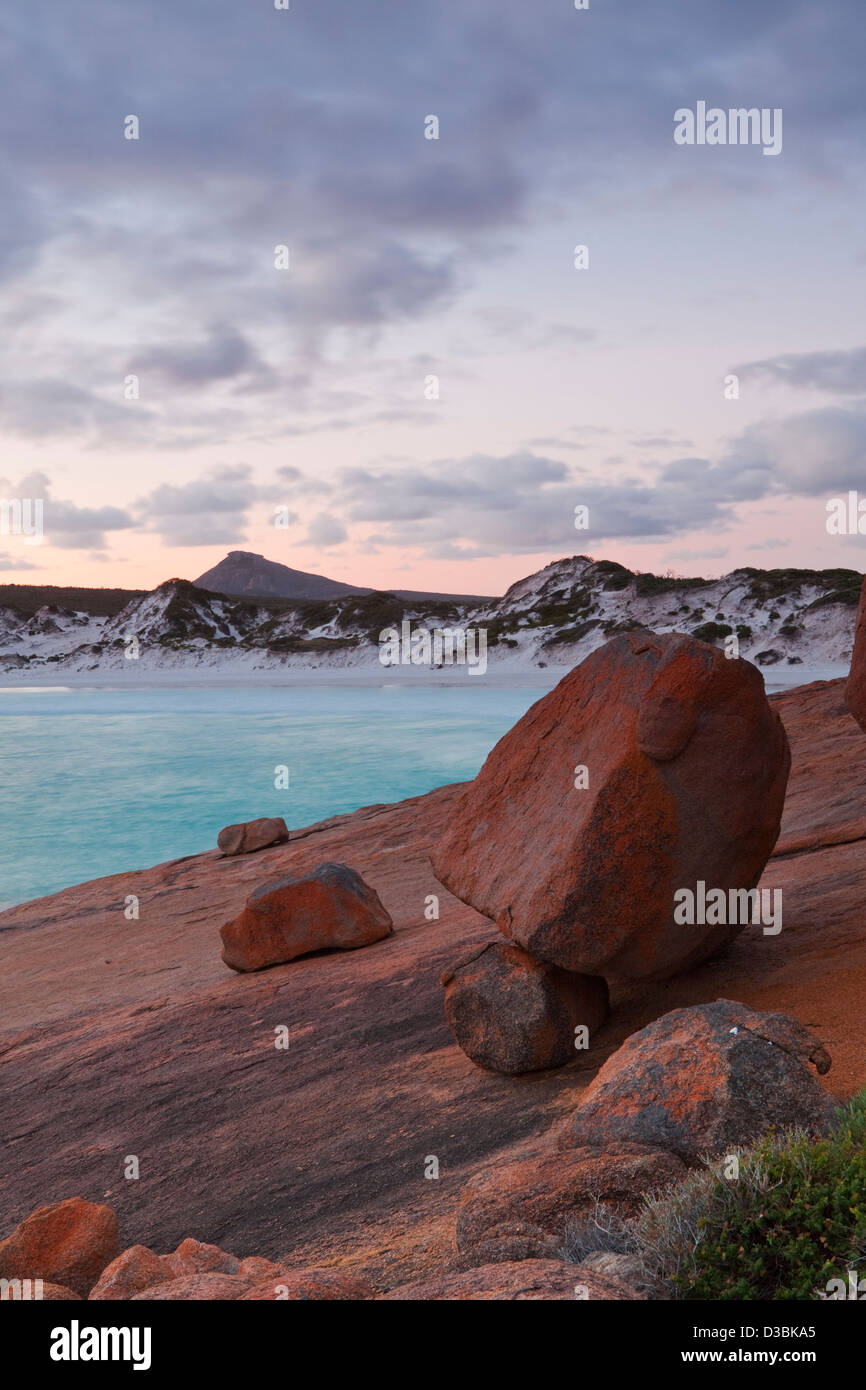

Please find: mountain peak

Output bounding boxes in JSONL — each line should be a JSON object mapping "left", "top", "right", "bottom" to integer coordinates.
{"left": 194, "top": 552, "right": 369, "bottom": 601}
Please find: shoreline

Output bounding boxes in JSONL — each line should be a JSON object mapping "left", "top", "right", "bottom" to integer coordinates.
{"left": 0, "top": 660, "right": 850, "bottom": 693}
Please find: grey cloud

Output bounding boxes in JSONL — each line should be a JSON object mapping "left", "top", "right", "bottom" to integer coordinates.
{"left": 4, "top": 0, "right": 863, "bottom": 450}
{"left": 0, "top": 552, "right": 41, "bottom": 571}
{"left": 134, "top": 464, "right": 279, "bottom": 546}
{"left": 130, "top": 325, "right": 273, "bottom": 389}
{"left": 736, "top": 346, "right": 866, "bottom": 395}
{"left": 305, "top": 513, "right": 348, "bottom": 547}
{"left": 0, "top": 471, "right": 136, "bottom": 550}
{"left": 723, "top": 406, "right": 866, "bottom": 495}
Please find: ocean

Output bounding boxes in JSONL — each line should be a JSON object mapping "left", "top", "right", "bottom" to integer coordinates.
{"left": 0, "top": 682, "right": 545, "bottom": 911}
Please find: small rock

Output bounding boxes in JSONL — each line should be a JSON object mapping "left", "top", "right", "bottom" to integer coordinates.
{"left": 441, "top": 941, "right": 608, "bottom": 1074}
{"left": 132, "top": 1273, "right": 251, "bottom": 1301}
{"left": 89, "top": 1245, "right": 170, "bottom": 1300}
{"left": 452, "top": 1226, "right": 561, "bottom": 1271}
{"left": 568, "top": 999, "right": 835, "bottom": 1163}
{"left": 217, "top": 817, "right": 289, "bottom": 857}
{"left": 161, "top": 1237, "right": 240, "bottom": 1277}
{"left": 0, "top": 1197, "right": 119, "bottom": 1298}
{"left": 238, "top": 1268, "right": 374, "bottom": 1300}
{"left": 220, "top": 862, "right": 394, "bottom": 973}
{"left": 237, "top": 1255, "right": 286, "bottom": 1282}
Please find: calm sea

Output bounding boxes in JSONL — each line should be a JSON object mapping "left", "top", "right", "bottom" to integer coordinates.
{"left": 0, "top": 683, "right": 545, "bottom": 910}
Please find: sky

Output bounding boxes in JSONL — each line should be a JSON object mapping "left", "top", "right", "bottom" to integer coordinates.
{"left": 1, "top": 0, "right": 865, "bottom": 597}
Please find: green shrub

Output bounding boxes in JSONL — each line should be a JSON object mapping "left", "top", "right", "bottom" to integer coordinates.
{"left": 638, "top": 1092, "right": 866, "bottom": 1300}
{"left": 691, "top": 621, "right": 733, "bottom": 643}
{"left": 632, "top": 572, "right": 710, "bottom": 598}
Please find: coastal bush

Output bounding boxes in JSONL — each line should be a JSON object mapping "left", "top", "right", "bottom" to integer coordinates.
{"left": 745, "top": 566, "right": 861, "bottom": 604}
{"left": 632, "top": 572, "right": 710, "bottom": 598}
{"left": 637, "top": 1093, "right": 866, "bottom": 1300}
{"left": 590, "top": 560, "right": 633, "bottom": 591}
{"left": 335, "top": 591, "right": 405, "bottom": 642}
{"left": 690, "top": 621, "right": 732, "bottom": 643}
{"left": 561, "top": 1198, "right": 637, "bottom": 1263}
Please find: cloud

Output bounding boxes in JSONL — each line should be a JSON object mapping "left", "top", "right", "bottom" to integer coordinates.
{"left": 305, "top": 513, "right": 348, "bottom": 547}
{"left": 134, "top": 464, "right": 276, "bottom": 546}
{"left": 735, "top": 346, "right": 866, "bottom": 395}
{"left": 332, "top": 450, "right": 733, "bottom": 557}
{"left": 279, "top": 397, "right": 866, "bottom": 559}
{"left": 3, "top": 0, "right": 864, "bottom": 453}
{"left": 723, "top": 405, "right": 866, "bottom": 494}
{"left": 130, "top": 324, "right": 273, "bottom": 390}
{"left": 0, "top": 552, "right": 41, "bottom": 571}
{"left": 0, "top": 471, "right": 135, "bottom": 550}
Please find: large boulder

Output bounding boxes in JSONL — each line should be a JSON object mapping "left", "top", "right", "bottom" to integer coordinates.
{"left": 432, "top": 632, "right": 790, "bottom": 980}
{"left": 441, "top": 941, "right": 608, "bottom": 1074}
{"left": 845, "top": 577, "right": 866, "bottom": 732}
{"left": 217, "top": 817, "right": 289, "bottom": 856}
{"left": 380, "top": 1258, "right": 642, "bottom": 1300}
{"left": 456, "top": 1143, "right": 686, "bottom": 1251}
{"left": 220, "top": 862, "right": 394, "bottom": 972}
{"left": 567, "top": 999, "right": 834, "bottom": 1163}
{"left": 0, "top": 1198, "right": 119, "bottom": 1298}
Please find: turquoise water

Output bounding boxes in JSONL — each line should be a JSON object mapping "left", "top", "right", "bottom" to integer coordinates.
{"left": 0, "top": 683, "right": 545, "bottom": 911}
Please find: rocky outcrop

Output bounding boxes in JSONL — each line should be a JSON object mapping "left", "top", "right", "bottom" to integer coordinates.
{"left": 2, "top": 681, "right": 859, "bottom": 1293}
{"left": 567, "top": 999, "right": 835, "bottom": 1163}
{"left": 381, "top": 1258, "right": 642, "bottom": 1300}
{"left": 217, "top": 817, "right": 289, "bottom": 856}
{"left": 441, "top": 941, "right": 608, "bottom": 1074}
{"left": 0, "top": 1197, "right": 119, "bottom": 1298}
{"left": 220, "top": 861, "right": 394, "bottom": 972}
{"left": 455, "top": 1144, "right": 686, "bottom": 1252}
{"left": 433, "top": 632, "right": 791, "bottom": 981}
{"left": 845, "top": 577, "right": 866, "bottom": 732}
